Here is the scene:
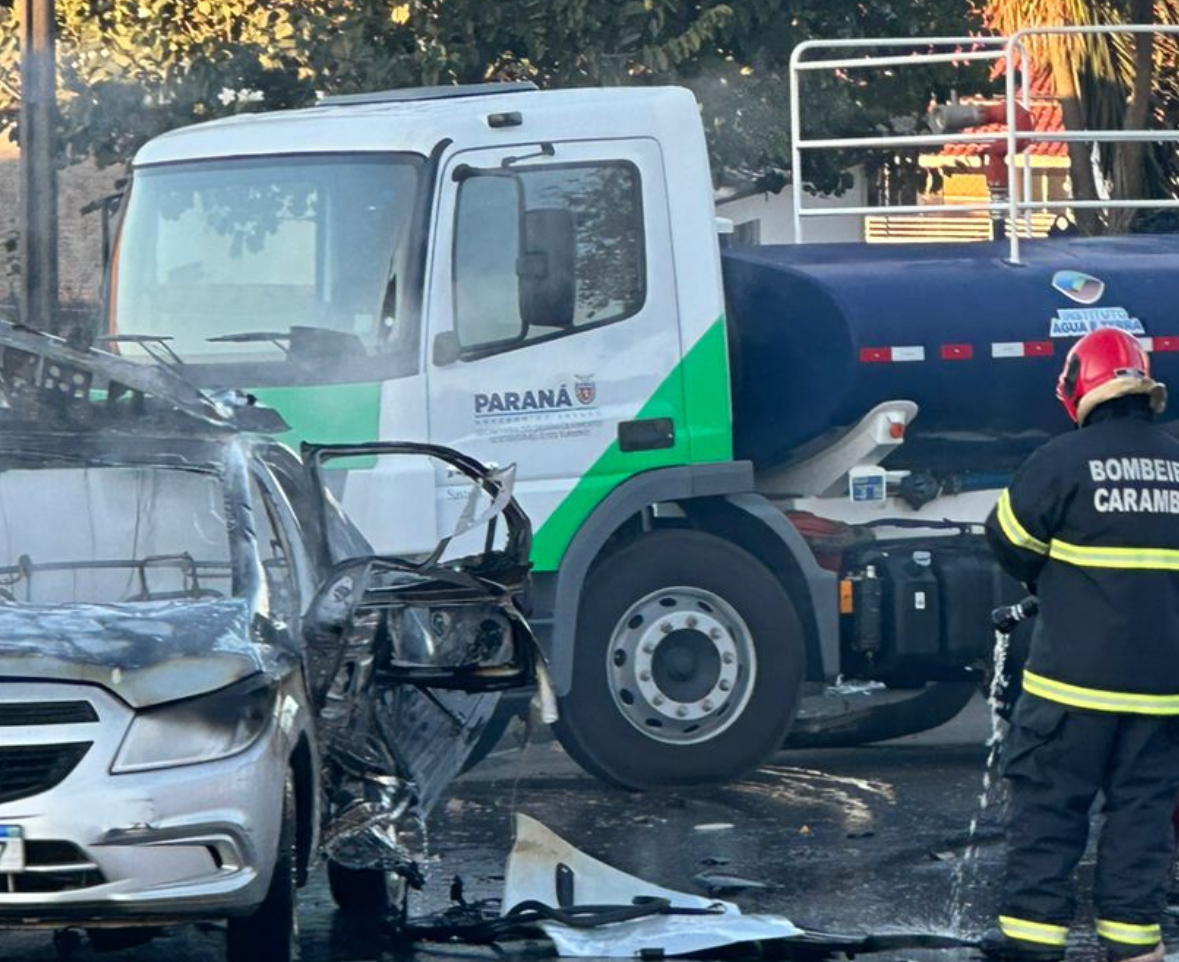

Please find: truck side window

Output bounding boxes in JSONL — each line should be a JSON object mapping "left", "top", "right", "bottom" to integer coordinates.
{"left": 452, "top": 161, "right": 645, "bottom": 354}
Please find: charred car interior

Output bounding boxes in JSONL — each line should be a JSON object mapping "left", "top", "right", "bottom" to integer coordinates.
{"left": 0, "top": 323, "right": 537, "bottom": 960}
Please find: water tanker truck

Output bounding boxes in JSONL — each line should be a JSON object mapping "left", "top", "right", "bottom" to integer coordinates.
{"left": 101, "top": 28, "right": 1179, "bottom": 788}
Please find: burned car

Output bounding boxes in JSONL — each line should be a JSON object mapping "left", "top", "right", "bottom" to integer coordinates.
{"left": 0, "top": 324, "right": 537, "bottom": 958}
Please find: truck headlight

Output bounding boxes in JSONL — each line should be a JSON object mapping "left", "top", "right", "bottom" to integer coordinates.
{"left": 112, "top": 677, "right": 276, "bottom": 774}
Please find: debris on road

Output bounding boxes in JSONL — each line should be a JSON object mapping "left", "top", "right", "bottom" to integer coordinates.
{"left": 400, "top": 814, "right": 980, "bottom": 959}
{"left": 690, "top": 871, "right": 771, "bottom": 897}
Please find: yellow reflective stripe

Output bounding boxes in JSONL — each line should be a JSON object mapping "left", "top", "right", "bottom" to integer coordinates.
{"left": 1050, "top": 538, "right": 1179, "bottom": 571}
{"left": 1096, "top": 920, "right": 1161, "bottom": 945}
{"left": 1024, "top": 670, "right": 1179, "bottom": 715}
{"left": 997, "top": 490, "right": 1049, "bottom": 555}
{"left": 999, "top": 915, "right": 1069, "bottom": 946}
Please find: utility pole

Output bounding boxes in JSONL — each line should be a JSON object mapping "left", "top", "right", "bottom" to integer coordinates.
{"left": 18, "top": 0, "right": 58, "bottom": 332}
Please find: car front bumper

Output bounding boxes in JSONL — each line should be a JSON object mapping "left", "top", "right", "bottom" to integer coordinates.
{"left": 0, "top": 679, "right": 296, "bottom": 925}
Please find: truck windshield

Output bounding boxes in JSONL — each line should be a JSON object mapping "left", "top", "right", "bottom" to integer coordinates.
{"left": 112, "top": 154, "right": 424, "bottom": 370}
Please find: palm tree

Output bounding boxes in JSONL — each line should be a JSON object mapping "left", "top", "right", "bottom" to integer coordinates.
{"left": 983, "top": 0, "right": 1179, "bottom": 233}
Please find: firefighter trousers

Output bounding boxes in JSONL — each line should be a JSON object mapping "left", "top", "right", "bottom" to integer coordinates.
{"left": 999, "top": 693, "right": 1179, "bottom": 954}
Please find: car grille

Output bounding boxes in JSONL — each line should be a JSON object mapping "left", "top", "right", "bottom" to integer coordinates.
{"left": 0, "top": 742, "right": 91, "bottom": 804}
{"left": 1, "top": 841, "right": 104, "bottom": 893}
{"left": 0, "top": 702, "right": 97, "bottom": 726}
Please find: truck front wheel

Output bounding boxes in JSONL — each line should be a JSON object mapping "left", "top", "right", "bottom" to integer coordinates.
{"left": 554, "top": 530, "right": 805, "bottom": 789}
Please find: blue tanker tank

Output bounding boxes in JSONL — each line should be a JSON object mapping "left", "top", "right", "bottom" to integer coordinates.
{"left": 722, "top": 235, "right": 1179, "bottom": 474}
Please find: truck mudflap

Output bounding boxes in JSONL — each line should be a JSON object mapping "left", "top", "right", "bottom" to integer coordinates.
{"left": 786, "top": 680, "right": 977, "bottom": 749}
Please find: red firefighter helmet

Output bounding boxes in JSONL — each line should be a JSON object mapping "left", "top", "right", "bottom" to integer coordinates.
{"left": 1056, "top": 327, "right": 1167, "bottom": 424}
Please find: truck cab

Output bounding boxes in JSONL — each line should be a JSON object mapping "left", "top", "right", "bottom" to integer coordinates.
{"left": 114, "top": 83, "right": 728, "bottom": 564}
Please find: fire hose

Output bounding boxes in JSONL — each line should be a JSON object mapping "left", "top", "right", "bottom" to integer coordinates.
{"left": 991, "top": 596, "right": 1038, "bottom": 636}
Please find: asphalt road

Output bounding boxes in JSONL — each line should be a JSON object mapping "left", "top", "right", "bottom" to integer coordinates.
{"left": 3, "top": 697, "right": 1173, "bottom": 961}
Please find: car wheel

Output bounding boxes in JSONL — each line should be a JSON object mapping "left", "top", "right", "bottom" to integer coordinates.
{"left": 554, "top": 530, "right": 806, "bottom": 789}
{"left": 226, "top": 771, "right": 300, "bottom": 962}
{"left": 328, "top": 861, "right": 408, "bottom": 923}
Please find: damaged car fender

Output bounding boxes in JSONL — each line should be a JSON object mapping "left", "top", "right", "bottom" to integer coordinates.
{"left": 299, "top": 441, "right": 542, "bottom": 877}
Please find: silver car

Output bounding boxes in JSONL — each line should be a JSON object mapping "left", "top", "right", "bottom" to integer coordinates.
{"left": 0, "top": 425, "right": 318, "bottom": 960}
{"left": 0, "top": 325, "right": 537, "bottom": 960}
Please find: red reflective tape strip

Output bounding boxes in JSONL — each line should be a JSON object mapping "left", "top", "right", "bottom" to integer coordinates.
{"left": 993, "top": 341, "right": 1056, "bottom": 358}
{"left": 859, "top": 347, "right": 925, "bottom": 363}
{"left": 1153, "top": 336, "right": 1179, "bottom": 352}
{"left": 940, "top": 344, "right": 973, "bottom": 360}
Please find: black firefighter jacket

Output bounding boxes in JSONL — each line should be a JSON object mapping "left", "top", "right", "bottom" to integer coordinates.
{"left": 985, "top": 399, "right": 1179, "bottom": 713}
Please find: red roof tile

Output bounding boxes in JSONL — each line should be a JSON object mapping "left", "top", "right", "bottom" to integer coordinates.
{"left": 939, "top": 99, "right": 1067, "bottom": 157}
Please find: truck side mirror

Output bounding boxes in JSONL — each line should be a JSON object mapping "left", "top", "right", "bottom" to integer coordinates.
{"left": 518, "top": 208, "right": 575, "bottom": 329}
{"left": 453, "top": 174, "right": 528, "bottom": 349}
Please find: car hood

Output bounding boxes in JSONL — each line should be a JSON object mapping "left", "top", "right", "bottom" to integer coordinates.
{"left": 0, "top": 598, "right": 285, "bottom": 708}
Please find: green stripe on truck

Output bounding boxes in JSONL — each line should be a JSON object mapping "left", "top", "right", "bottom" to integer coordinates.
{"left": 531, "top": 317, "right": 733, "bottom": 572}
{"left": 252, "top": 382, "right": 383, "bottom": 448}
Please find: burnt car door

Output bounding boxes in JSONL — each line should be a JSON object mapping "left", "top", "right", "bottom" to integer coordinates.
{"left": 298, "top": 442, "right": 537, "bottom": 878}
{"left": 249, "top": 456, "right": 322, "bottom": 640}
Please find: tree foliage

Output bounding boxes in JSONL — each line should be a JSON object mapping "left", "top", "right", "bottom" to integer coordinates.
{"left": 0, "top": 0, "right": 739, "bottom": 168}
{"left": 683, "top": 0, "right": 986, "bottom": 195}
{"left": 984, "top": 0, "right": 1179, "bottom": 232}
{"left": 0, "top": 0, "right": 987, "bottom": 192}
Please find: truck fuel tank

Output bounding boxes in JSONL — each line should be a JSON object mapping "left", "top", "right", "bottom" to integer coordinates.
{"left": 841, "top": 535, "right": 1028, "bottom": 682}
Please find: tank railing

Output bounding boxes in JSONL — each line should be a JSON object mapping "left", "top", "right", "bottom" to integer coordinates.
{"left": 789, "top": 35, "right": 1031, "bottom": 251}
{"left": 1002, "top": 25, "right": 1179, "bottom": 262}
{"left": 788, "top": 27, "right": 1179, "bottom": 263}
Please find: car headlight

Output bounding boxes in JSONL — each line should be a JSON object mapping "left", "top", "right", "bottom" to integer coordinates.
{"left": 112, "top": 676, "right": 277, "bottom": 774}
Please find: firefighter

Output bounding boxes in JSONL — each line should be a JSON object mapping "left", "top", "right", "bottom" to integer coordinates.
{"left": 984, "top": 326, "right": 1179, "bottom": 962}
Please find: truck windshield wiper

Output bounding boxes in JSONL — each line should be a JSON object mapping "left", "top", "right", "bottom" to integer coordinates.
{"left": 206, "top": 326, "right": 366, "bottom": 359}
{"left": 207, "top": 330, "right": 292, "bottom": 355}
{"left": 97, "top": 333, "right": 185, "bottom": 368}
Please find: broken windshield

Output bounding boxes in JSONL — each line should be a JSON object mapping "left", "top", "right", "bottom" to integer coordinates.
{"left": 0, "top": 463, "right": 232, "bottom": 604}
{"left": 112, "top": 154, "right": 424, "bottom": 373}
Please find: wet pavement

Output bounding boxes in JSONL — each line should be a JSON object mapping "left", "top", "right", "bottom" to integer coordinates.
{"left": 4, "top": 696, "right": 1175, "bottom": 961}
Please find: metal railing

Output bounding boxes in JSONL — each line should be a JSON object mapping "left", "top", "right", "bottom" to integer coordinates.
{"left": 788, "top": 26, "right": 1179, "bottom": 263}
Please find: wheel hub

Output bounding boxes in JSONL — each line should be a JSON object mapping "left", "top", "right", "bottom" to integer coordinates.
{"left": 606, "top": 586, "right": 757, "bottom": 745}
{"left": 652, "top": 629, "right": 720, "bottom": 695}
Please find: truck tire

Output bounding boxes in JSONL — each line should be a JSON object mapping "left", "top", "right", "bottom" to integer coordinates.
{"left": 554, "top": 530, "right": 805, "bottom": 789}
{"left": 784, "top": 681, "right": 975, "bottom": 749}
